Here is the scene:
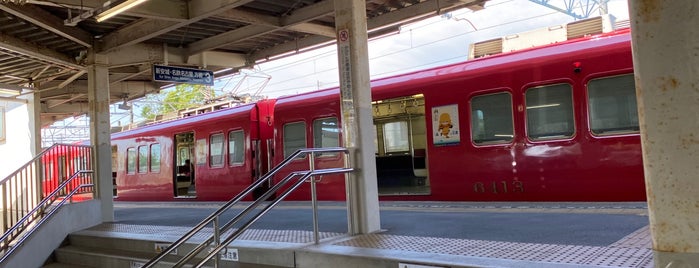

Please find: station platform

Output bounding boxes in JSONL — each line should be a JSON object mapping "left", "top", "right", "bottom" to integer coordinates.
{"left": 53, "top": 202, "right": 653, "bottom": 268}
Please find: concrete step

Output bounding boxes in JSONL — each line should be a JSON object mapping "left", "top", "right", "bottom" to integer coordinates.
{"left": 42, "top": 261, "right": 93, "bottom": 268}
{"left": 41, "top": 262, "right": 93, "bottom": 268}
{"left": 51, "top": 245, "right": 217, "bottom": 268}
{"left": 45, "top": 229, "right": 291, "bottom": 268}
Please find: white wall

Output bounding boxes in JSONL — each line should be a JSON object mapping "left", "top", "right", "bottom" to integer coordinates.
{"left": 0, "top": 95, "right": 37, "bottom": 179}
{"left": 1, "top": 200, "right": 102, "bottom": 268}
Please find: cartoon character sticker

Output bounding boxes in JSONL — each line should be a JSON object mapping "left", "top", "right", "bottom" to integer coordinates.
{"left": 432, "top": 104, "right": 460, "bottom": 145}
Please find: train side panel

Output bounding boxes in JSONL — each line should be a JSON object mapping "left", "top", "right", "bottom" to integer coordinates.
{"left": 109, "top": 29, "right": 645, "bottom": 202}
{"left": 272, "top": 91, "right": 346, "bottom": 200}
{"left": 112, "top": 136, "right": 174, "bottom": 200}
{"left": 112, "top": 101, "right": 273, "bottom": 201}
{"left": 270, "top": 29, "right": 644, "bottom": 202}
{"left": 374, "top": 30, "right": 643, "bottom": 201}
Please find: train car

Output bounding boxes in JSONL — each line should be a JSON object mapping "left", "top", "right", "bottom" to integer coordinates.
{"left": 272, "top": 27, "right": 644, "bottom": 201}
{"left": 111, "top": 18, "right": 645, "bottom": 202}
{"left": 111, "top": 100, "right": 275, "bottom": 201}
{"left": 40, "top": 144, "right": 93, "bottom": 199}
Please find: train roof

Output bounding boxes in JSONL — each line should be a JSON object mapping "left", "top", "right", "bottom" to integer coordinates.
{"left": 111, "top": 101, "right": 261, "bottom": 139}
{"left": 373, "top": 28, "right": 631, "bottom": 89}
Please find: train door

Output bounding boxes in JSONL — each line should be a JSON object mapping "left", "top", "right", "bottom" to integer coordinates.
{"left": 372, "top": 94, "right": 429, "bottom": 196}
{"left": 251, "top": 139, "right": 270, "bottom": 199}
{"left": 174, "top": 132, "right": 196, "bottom": 198}
{"left": 111, "top": 145, "right": 118, "bottom": 197}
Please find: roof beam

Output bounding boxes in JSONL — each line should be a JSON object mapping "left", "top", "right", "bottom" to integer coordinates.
{"left": 47, "top": 93, "right": 86, "bottom": 108}
{"left": 186, "top": 24, "right": 277, "bottom": 56}
{"left": 0, "top": 31, "right": 83, "bottom": 70}
{"left": 188, "top": 0, "right": 335, "bottom": 56}
{"left": 279, "top": 0, "right": 334, "bottom": 25}
{"left": 57, "top": 70, "right": 86, "bottom": 89}
{"left": 37, "top": 0, "right": 188, "bottom": 21}
{"left": 98, "top": 0, "right": 255, "bottom": 53}
{"left": 287, "top": 23, "right": 336, "bottom": 38}
{"left": 39, "top": 79, "right": 158, "bottom": 99}
{"left": 251, "top": 35, "right": 334, "bottom": 62}
{"left": 123, "top": 0, "right": 189, "bottom": 21}
{"left": 0, "top": 3, "right": 92, "bottom": 48}
{"left": 104, "top": 43, "right": 164, "bottom": 67}
{"left": 216, "top": 8, "right": 336, "bottom": 37}
{"left": 109, "top": 65, "right": 150, "bottom": 84}
{"left": 41, "top": 101, "right": 89, "bottom": 114}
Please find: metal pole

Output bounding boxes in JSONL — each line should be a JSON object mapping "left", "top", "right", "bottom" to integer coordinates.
{"left": 2, "top": 183, "right": 6, "bottom": 233}
{"left": 213, "top": 216, "right": 220, "bottom": 268}
{"left": 344, "top": 149, "right": 354, "bottom": 235}
{"left": 309, "top": 153, "right": 319, "bottom": 244}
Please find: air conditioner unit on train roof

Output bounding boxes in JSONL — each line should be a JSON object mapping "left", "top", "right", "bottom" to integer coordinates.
{"left": 468, "top": 14, "right": 617, "bottom": 59}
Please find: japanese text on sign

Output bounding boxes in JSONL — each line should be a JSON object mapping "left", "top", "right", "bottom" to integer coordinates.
{"left": 153, "top": 64, "right": 214, "bottom": 86}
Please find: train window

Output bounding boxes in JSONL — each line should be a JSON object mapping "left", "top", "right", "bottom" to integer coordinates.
{"left": 209, "top": 133, "right": 224, "bottom": 167}
{"left": 126, "top": 147, "right": 136, "bottom": 174}
{"left": 138, "top": 145, "right": 148, "bottom": 173}
{"left": 470, "top": 92, "right": 514, "bottom": 144}
{"left": 150, "top": 143, "right": 161, "bottom": 172}
{"left": 313, "top": 117, "right": 339, "bottom": 156}
{"left": 525, "top": 83, "right": 575, "bottom": 140}
{"left": 383, "top": 121, "right": 409, "bottom": 153}
{"left": 283, "top": 122, "right": 306, "bottom": 157}
{"left": 588, "top": 74, "right": 639, "bottom": 135}
{"left": 228, "top": 130, "right": 244, "bottom": 165}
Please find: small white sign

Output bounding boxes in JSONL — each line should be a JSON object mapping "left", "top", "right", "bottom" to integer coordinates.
{"left": 220, "top": 247, "right": 239, "bottom": 261}
{"left": 154, "top": 242, "right": 177, "bottom": 255}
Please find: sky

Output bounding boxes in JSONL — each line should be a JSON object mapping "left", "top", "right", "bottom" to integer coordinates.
{"left": 44, "top": 0, "right": 632, "bottom": 144}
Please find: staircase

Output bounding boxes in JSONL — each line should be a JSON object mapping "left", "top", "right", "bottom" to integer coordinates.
{"left": 43, "top": 147, "right": 353, "bottom": 268}
{"left": 0, "top": 144, "right": 99, "bottom": 268}
{"left": 42, "top": 224, "right": 318, "bottom": 268}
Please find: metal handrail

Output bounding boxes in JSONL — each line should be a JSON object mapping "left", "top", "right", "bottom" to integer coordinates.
{"left": 0, "top": 170, "right": 94, "bottom": 263}
{"left": 144, "top": 147, "right": 353, "bottom": 268}
{"left": 192, "top": 168, "right": 352, "bottom": 268}
{"left": 1, "top": 143, "right": 93, "bottom": 245}
{"left": 0, "top": 143, "right": 91, "bottom": 186}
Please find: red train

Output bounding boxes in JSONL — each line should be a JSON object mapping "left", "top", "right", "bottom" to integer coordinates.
{"left": 39, "top": 144, "right": 93, "bottom": 199}
{"left": 110, "top": 21, "right": 645, "bottom": 202}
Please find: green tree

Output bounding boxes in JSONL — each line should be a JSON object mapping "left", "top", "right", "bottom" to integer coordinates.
{"left": 140, "top": 84, "right": 212, "bottom": 120}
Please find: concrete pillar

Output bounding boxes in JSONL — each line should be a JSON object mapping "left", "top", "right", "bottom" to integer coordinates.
{"left": 30, "top": 91, "right": 42, "bottom": 205}
{"left": 628, "top": 1, "right": 699, "bottom": 266}
{"left": 334, "top": 0, "right": 381, "bottom": 234}
{"left": 87, "top": 50, "right": 114, "bottom": 222}
{"left": 28, "top": 92, "right": 41, "bottom": 155}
